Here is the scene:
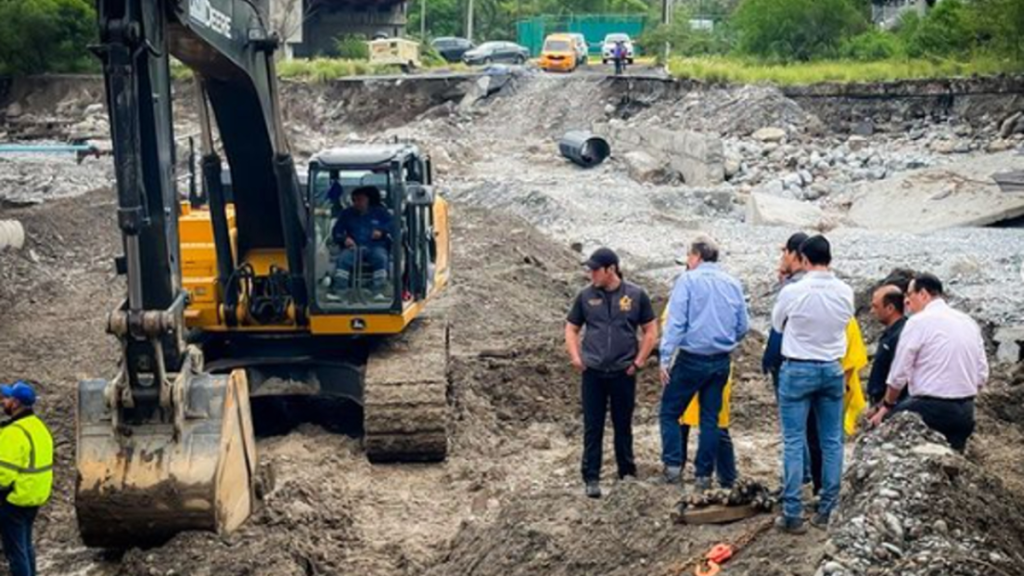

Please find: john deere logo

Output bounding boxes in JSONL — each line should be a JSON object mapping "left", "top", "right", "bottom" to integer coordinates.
{"left": 351, "top": 318, "right": 367, "bottom": 331}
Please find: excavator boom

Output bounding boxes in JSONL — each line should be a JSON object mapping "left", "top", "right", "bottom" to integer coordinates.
{"left": 76, "top": 0, "right": 453, "bottom": 550}
{"left": 76, "top": 0, "right": 301, "bottom": 548}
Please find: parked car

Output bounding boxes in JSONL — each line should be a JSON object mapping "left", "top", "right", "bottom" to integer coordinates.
{"left": 601, "top": 33, "right": 635, "bottom": 64}
{"left": 569, "top": 33, "right": 588, "bottom": 66}
{"left": 462, "top": 41, "right": 530, "bottom": 65}
{"left": 431, "top": 37, "right": 474, "bottom": 63}
{"left": 539, "top": 33, "right": 578, "bottom": 73}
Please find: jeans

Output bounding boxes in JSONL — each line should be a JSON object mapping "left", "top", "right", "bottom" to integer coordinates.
{"left": 660, "top": 351, "right": 731, "bottom": 479}
{"left": 891, "top": 396, "right": 975, "bottom": 452}
{"left": 336, "top": 246, "right": 389, "bottom": 289}
{"left": 581, "top": 369, "right": 637, "bottom": 482}
{"left": 680, "top": 424, "right": 737, "bottom": 487}
{"left": 0, "top": 502, "right": 38, "bottom": 576}
{"left": 778, "top": 359, "right": 845, "bottom": 521}
{"left": 773, "top": 369, "right": 821, "bottom": 494}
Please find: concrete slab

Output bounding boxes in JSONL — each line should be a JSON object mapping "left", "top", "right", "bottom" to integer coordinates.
{"left": 994, "top": 326, "right": 1024, "bottom": 364}
{"left": 746, "top": 193, "right": 824, "bottom": 228}
{"left": 847, "top": 152, "right": 1024, "bottom": 233}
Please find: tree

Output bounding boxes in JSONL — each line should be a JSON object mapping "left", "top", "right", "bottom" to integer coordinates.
{"left": 0, "top": 0, "right": 97, "bottom": 75}
{"left": 898, "top": 0, "right": 975, "bottom": 58}
{"left": 733, "top": 0, "right": 868, "bottom": 61}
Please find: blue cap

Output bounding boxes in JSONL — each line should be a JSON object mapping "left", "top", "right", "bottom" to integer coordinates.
{"left": 0, "top": 381, "right": 36, "bottom": 407}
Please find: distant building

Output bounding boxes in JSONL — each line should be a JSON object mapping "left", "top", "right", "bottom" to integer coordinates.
{"left": 871, "top": 0, "right": 938, "bottom": 28}
{"left": 270, "top": 0, "right": 409, "bottom": 58}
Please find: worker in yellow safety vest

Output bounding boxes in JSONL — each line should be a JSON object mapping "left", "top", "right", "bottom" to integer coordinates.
{"left": 0, "top": 381, "right": 54, "bottom": 576}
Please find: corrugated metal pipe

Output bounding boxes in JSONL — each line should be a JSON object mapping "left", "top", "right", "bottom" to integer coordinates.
{"left": 559, "top": 131, "right": 611, "bottom": 168}
{"left": 0, "top": 220, "right": 25, "bottom": 250}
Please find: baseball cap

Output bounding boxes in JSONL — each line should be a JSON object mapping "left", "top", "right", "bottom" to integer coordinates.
{"left": 584, "top": 247, "right": 619, "bottom": 270}
{"left": 0, "top": 381, "right": 36, "bottom": 407}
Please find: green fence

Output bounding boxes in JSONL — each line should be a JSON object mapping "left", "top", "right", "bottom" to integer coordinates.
{"left": 516, "top": 14, "right": 648, "bottom": 57}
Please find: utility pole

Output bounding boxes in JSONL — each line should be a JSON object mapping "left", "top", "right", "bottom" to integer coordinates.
{"left": 466, "top": 0, "right": 474, "bottom": 43}
{"left": 420, "top": 0, "right": 426, "bottom": 39}
{"left": 662, "top": 0, "right": 672, "bottom": 65}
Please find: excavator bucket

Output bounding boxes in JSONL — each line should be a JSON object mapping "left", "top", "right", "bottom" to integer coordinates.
{"left": 75, "top": 369, "right": 257, "bottom": 549}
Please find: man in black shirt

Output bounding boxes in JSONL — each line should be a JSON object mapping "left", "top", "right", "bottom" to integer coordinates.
{"left": 867, "top": 285, "right": 908, "bottom": 405}
{"left": 565, "top": 247, "right": 658, "bottom": 498}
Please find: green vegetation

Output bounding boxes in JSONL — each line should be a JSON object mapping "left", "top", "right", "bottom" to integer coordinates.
{"left": 666, "top": 54, "right": 1024, "bottom": 85}
{"left": 333, "top": 34, "right": 371, "bottom": 60}
{"left": 0, "top": 0, "right": 97, "bottom": 75}
{"left": 276, "top": 58, "right": 403, "bottom": 81}
{"left": 732, "top": 0, "right": 868, "bottom": 61}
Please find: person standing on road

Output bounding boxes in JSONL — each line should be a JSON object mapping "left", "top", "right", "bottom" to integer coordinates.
{"left": 659, "top": 236, "right": 748, "bottom": 490}
{"left": 869, "top": 273, "right": 987, "bottom": 452}
{"left": 565, "top": 247, "right": 658, "bottom": 499}
{"left": 0, "top": 382, "right": 53, "bottom": 576}
{"left": 866, "top": 284, "right": 909, "bottom": 406}
{"left": 772, "top": 235, "right": 853, "bottom": 534}
{"left": 613, "top": 40, "right": 626, "bottom": 75}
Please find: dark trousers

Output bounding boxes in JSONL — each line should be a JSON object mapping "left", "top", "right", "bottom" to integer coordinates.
{"left": 581, "top": 369, "right": 637, "bottom": 482}
{"left": 891, "top": 396, "right": 976, "bottom": 452}
{"left": 680, "top": 424, "right": 738, "bottom": 487}
{"left": 660, "top": 351, "right": 731, "bottom": 478}
{"left": 614, "top": 58, "right": 624, "bottom": 75}
{"left": 0, "top": 502, "right": 38, "bottom": 576}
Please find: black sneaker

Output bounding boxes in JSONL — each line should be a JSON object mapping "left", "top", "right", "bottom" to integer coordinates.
{"left": 774, "top": 515, "right": 808, "bottom": 535}
{"left": 585, "top": 481, "right": 602, "bottom": 499}
{"left": 810, "top": 512, "right": 829, "bottom": 530}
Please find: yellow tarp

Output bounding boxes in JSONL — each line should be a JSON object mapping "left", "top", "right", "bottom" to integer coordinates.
{"left": 842, "top": 318, "right": 869, "bottom": 435}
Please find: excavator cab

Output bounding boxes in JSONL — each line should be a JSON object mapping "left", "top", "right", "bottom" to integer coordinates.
{"left": 307, "top": 144, "right": 445, "bottom": 319}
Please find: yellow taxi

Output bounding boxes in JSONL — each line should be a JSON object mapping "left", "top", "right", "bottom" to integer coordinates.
{"left": 539, "top": 33, "right": 578, "bottom": 73}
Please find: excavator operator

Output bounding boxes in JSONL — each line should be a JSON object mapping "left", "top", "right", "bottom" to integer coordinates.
{"left": 331, "top": 186, "right": 392, "bottom": 299}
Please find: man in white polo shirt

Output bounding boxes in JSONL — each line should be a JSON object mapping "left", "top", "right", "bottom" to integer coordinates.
{"left": 868, "top": 273, "right": 988, "bottom": 452}
{"left": 771, "top": 235, "right": 853, "bottom": 534}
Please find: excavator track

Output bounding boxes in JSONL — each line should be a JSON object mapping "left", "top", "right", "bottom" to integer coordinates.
{"left": 363, "top": 314, "right": 450, "bottom": 462}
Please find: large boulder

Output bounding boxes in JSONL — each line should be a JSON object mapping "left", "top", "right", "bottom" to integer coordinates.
{"left": 746, "top": 193, "right": 824, "bottom": 228}
{"left": 622, "top": 150, "right": 666, "bottom": 184}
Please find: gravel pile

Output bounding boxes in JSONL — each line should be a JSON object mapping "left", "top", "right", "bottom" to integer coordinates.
{"left": 821, "top": 412, "right": 1024, "bottom": 576}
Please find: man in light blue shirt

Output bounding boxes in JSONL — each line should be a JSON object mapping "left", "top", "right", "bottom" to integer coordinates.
{"left": 659, "top": 236, "right": 749, "bottom": 488}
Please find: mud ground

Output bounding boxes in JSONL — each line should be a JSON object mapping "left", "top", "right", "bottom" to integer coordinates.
{"left": 1, "top": 71, "right": 1023, "bottom": 576}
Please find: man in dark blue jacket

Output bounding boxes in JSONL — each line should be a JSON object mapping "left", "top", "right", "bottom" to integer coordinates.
{"left": 332, "top": 186, "right": 392, "bottom": 296}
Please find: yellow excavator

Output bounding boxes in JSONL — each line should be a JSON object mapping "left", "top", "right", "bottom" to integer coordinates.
{"left": 76, "top": 0, "right": 451, "bottom": 548}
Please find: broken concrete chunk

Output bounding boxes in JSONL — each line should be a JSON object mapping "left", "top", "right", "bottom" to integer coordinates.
{"left": 752, "top": 127, "right": 786, "bottom": 143}
{"left": 622, "top": 150, "right": 665, "bottom": 184}
{"left": 746, "top": 193, "right": 824, "bottom": 228}
{"left": 847, "top": 135, "right": 870, "bottom": 152}
{"left": 1000, "top": 111, "right": 1023, "bottom": 139}
{"left": 986, "top": 139, "right": 1015, "bottom": 153}
{"left": 994, "top": 326, "right": 1024, "bottom": 364}
{"left": 848, "top": 151, "right": 1024, "bottom": 232}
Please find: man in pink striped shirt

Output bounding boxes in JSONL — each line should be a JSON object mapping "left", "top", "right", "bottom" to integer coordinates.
{"left": 868, "top": 273, "right": 988, "bottom": 451}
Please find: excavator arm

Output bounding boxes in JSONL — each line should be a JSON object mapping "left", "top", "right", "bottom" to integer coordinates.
{"left": 76, "top": 0, "right": 305, "bottom": 549}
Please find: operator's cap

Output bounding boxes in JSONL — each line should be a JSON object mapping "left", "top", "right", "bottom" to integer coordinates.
{"left": 585, "top": 247, "right": 619, "bottom": 270}
{"left": 0, "top": 381, "right": 36, "bottom": 407}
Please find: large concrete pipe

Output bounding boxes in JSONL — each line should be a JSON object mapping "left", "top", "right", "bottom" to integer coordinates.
{"left": 0, "top": 220, "right": 25, "bottom": 250}
{"left": 559, "top": 131, "right": 611, "bottom": 168}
